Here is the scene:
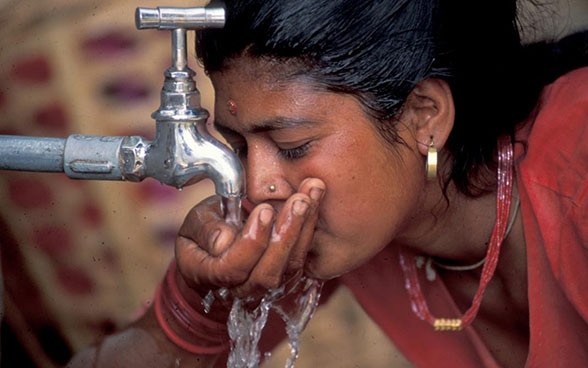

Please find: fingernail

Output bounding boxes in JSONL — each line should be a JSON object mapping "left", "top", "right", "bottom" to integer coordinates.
{"left": 211, "top": 229, "right": 220, "bottom": 244}
{"left": 210, "top": 229, "right": 222, "bottom": 251}
{"left": 310, "top": 187, "right": 324, "bottom": 201}
{"left": 293, "top": 199, "right": 310, "bottom": 216}
{"left": 259, "top": 208, "right": 274, "bottom": 225}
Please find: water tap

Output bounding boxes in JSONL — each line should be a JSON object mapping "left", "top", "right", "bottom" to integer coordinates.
{"left": 133, "top": 6, "right": 245, "bottom": 200}
{"left": 0, "top": 6, "right": 244, "bottom": 208}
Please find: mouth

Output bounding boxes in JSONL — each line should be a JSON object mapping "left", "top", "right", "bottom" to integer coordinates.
{"left": 240, "top": 196, "right": 289, "bottom": 217}
{"left": 241, "top": 194, "right": 323, "bottom": 248}
{"left": 239, "top": 196, "right": 256, "bottom": 216}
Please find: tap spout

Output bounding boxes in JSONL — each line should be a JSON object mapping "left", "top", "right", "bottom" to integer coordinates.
{"left": 144, "top": 120, "right": 244, "bottom": 198}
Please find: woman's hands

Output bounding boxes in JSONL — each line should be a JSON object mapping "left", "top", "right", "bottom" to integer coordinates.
{"left": 175, "top": 178, "right": 325, "bottom": 317}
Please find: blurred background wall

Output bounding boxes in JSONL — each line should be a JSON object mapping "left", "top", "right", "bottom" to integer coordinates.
{"left": 519, "top": 0, "right": 588, "bottom": 42}
{"left": 0, "top": 1, "right": 585, "bottom": 367}
{"left": 0, "top": 1, "right": 217, "bottom": 366}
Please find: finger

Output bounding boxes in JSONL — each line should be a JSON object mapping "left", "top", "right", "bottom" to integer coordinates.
{"left": 177, "top": 204, "right": 275, "bottom": 290}
{"left": 232, "top": 194, "right": 312, "bottom": 296}
{"left": 231, "top": 179, "right": 326, "bottom": 297}
{"left": 285, "top": 179, "right": 325, "bottom": 272}
{"left": 178, "top": 196, "right": 238, "bottom": 257}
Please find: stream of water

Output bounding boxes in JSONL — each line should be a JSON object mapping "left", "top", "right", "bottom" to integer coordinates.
{"left": 226, "top": 277, "right": 323, "bottom": 368}
{"left": 219, "top": 197, "right": 324, "bottom": 367}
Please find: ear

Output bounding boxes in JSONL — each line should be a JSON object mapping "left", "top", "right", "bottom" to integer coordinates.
{"left": 403, "top": 78, "right": 455, "bottom": 156}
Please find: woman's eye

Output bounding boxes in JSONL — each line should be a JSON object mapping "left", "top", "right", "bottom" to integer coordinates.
{"left": 277, "top": 141, "right": 311, "bottom": 160}
{"left": 226, "top": 137, "right": 313, "bottom": 161}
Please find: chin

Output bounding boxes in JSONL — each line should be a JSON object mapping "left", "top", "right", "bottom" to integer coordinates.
{"left": 303, "top": 254, "right": 343, "bottom": 281}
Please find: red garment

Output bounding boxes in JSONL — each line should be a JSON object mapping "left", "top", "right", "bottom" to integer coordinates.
{"left": 338, "top": 67, "right": 588, "bottom": 367}
{"left": 256, "top": 68, "right": 588, "bottom": 367}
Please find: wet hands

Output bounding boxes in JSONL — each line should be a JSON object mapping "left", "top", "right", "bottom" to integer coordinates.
{"left": 175, "top": 178, "right": 325, "bottom": 316}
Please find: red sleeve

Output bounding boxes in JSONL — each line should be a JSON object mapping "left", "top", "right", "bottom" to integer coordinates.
{"left": 517, "top": 66, "right": 588, "bottom": 365}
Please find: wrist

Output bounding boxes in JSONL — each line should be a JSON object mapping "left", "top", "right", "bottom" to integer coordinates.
{"left": 154, "top": 261, "right": 230, "bottom": 355}
{"left": 174, "top": 263, "right": 232, "bottom": 323}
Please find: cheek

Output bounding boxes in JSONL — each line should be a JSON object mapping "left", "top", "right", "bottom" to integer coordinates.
{"left": 308, "top": 142, "right": 422, "bottom": 277}
{"left": 326, "top": 178, "right": 400, "bottom": 246}
{"left": 313, "top": 161, "right": 395, "bottom": 247}
{"left": 322, "top": 141, "right": 404, "bottom": 228}
{"left": 307, "top": 184, "right": 402, "bottom": 279}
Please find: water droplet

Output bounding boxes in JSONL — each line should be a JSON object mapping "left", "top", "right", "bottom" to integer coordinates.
{"left": 226, "top": 277, "right": 324, "bottom": 368}
{"left": 202, "top": 291, "right": 215, "bottom": 314}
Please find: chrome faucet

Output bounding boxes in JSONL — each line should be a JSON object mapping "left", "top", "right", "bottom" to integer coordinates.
{"left": 0, "top": 6, "right": 245, "bottom": 209}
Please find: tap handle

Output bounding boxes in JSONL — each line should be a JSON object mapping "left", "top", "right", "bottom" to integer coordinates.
{"left": 135, "top": 7, "right": 225, "bottom": 30}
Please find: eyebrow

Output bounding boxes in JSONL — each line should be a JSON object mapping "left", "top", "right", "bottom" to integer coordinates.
{"left": 214, "top": 116, "right": 318, "bottom": 136}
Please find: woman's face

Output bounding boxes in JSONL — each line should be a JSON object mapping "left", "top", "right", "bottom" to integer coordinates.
{"left": 210, "top": 58, "right": 425, "bottom": 279}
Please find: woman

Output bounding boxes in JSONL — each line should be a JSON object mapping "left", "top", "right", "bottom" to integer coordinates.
{"left": 68, "top": 0, "right": 588, "bottom": 367}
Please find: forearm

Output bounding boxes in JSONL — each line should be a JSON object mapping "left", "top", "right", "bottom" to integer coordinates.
{"left": 67, "top": 261, "right": 230, "bottom": 368}
{"left": 66, "top": 307, "right": 221, "bottom": 368}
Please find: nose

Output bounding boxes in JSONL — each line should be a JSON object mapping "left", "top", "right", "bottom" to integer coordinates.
{"left": 244, "top": 146, "right": 289, "bottom": 204}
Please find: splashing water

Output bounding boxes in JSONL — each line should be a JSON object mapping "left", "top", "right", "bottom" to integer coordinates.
{"left": 219, "top": 196, "right": 324, "bottom": 367}
{"left": 271, "top": 277, "right": 323, "bottom": 368}
{"left": 226, "top": 277, "right": 324, "bottom": 368}
{"left": 226, "top": 296, "right": 272, "bottom": 368}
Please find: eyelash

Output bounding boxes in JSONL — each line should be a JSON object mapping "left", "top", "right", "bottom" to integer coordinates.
{"left": 230, "top": 141, "right": 312, "bottom": 161}
{"left": 277, "top": 142, "right": 311, "bottom": 160}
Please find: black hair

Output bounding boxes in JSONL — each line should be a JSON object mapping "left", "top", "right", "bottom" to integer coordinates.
{"left": 198, "top": 0, "right": 435, "bottom": 119}
{"left": 197, "top": 0, "right": 588, "bottom": 196}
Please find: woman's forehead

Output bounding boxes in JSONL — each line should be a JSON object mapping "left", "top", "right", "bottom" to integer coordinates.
{"left": 211, "top": 68, "right": 326, "bottom": 114}
{"left": 210, "top": 55, "right": 316, "bottom": 90}
{"left": 211, "top": 74, "right": 368, "bottom": 134}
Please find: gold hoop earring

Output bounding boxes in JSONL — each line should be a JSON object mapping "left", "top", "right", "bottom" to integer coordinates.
{"left": 426, "top": 137, "right": 437, "bottom": 181}
{"left": 269, "top": 184, "right": 276, "bottom": 193}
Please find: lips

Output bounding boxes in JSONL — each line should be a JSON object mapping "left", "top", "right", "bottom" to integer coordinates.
{"left": 240, "top": 196, "right": 257, "bottom": 215}
{"left": 240, "top": 196, "right": 284, "bottom": 215}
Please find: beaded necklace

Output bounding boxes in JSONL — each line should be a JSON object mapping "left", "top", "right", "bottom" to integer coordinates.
{"left": 399, "top": 136, "right": 514, "bottom": 331}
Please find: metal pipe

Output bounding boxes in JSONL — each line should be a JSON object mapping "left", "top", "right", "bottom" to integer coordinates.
{"left": 0, "top": 134, "right": 137, "bottom": 181}
{"left": 0, "top": 136, "right": 65, "bottom": 172}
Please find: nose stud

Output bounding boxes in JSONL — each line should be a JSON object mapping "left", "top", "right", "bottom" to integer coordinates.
{"left": 268, "top": 184, "right": 276, "bottom": 193}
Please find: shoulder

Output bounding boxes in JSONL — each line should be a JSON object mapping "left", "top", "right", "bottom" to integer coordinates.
{"left": 516, "top": 66, "right": 588, "bottom": 248}
{"left": 539, "top": 66, "right": 588, "bottom": 113}
{"left": 518, "top": 67, "right": 588, "bottom": 196}
{"left": 516, "top": 68, "right": 588, "bottom": 328}
{"left": 533, "top": 66, "right": 588, "bottom": 139}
